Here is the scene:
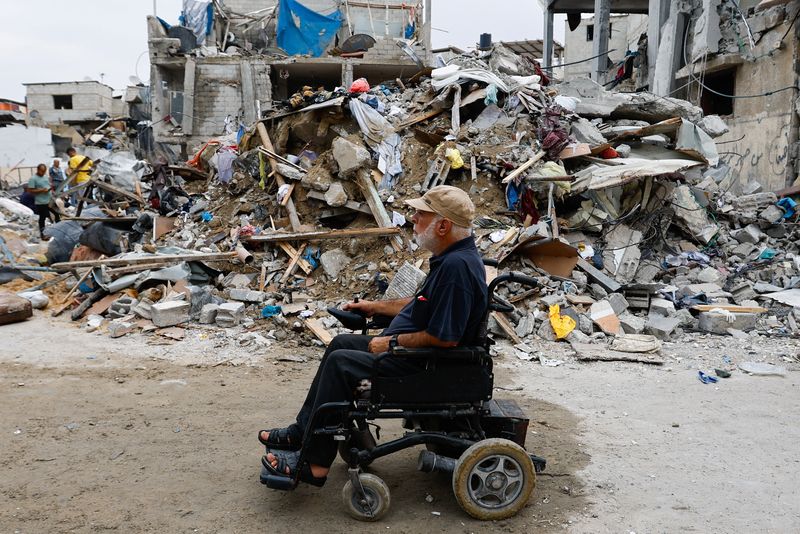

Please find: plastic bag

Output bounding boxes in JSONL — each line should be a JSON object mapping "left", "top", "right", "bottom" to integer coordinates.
{"left": 484, "top": 83, "right": 498, "bottom": 106}
{"left": 548, "top": 304, "right": 576, "bottom": 340}
{"left": 349, "top": 77, "right": 370, "bottom": 94}
{"left": 445, "top": 148, "right": 464, "bottom": 169}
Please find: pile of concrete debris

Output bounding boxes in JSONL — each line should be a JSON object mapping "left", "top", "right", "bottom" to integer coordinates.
{"left": 2, "top": 43, "right": 799, "bottom": 357}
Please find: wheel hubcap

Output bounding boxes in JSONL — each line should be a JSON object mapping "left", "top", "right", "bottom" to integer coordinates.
{"left": 467, "top": 454, "right": 524, "bottom": 509}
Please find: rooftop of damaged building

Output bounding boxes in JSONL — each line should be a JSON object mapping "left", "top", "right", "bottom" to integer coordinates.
{"left": 0, "top": 36, "right": 799, "bottom": 371}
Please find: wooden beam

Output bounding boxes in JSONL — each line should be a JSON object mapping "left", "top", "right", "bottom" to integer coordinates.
{"left": 490, "top": 311, "right": 522, "bottom": 344}
{"left": 304, "top": 318, "right": 333, "bottom": 345}
{"left": 398, "top": 108, "right": 444, "bottom": 130}
{"left": 277, "top": 242, "right": 312, "bottom": 274}
{"left": 50, "top": 252, "right": 239, "bottom": 271}
{"left": 280, "top": 242, "right": 308, "bottom": 283}
{"left": 256, "top": 122, "right": 302, "bottom": 231}
{"left": 355, "top": 169, "right": 404, "bottom": 251}
{"left": 244, "top": 226, "right": 401, "bottom": 243}
{"left": 501, "top": 150, "right": 546, "bottom": 184}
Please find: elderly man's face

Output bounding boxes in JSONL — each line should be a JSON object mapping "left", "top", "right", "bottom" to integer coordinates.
{"left": 411, "top": 209, "right": 443, "bottom": 252}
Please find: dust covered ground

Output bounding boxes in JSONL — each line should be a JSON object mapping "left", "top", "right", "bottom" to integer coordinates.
{"left": 1, "top": 313, "right": 799, "bottom": 533}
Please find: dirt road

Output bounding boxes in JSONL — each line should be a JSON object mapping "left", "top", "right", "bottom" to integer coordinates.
{"left": 1, "top": 314, "right": 798, "bottom": 533}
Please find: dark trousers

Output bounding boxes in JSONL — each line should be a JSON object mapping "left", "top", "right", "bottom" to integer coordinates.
{"left": 34, "top": 204, "right": 60, "bottom": 236}
{"left": 294, "top": 334, "right": 423, "bottom": 467}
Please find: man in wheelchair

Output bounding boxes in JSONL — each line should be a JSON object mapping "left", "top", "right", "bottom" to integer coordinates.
{"left": 259, "top": 185, "right": 488, "bottom": 486}
{"left": 260, "top": 185, "right": 544, "bottom": 521}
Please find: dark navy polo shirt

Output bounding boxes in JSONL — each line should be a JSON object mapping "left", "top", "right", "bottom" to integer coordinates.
{"left": 383, "top": 236, "right": 488, "bottom": 344}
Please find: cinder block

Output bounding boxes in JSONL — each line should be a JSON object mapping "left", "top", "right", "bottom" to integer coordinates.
{"left": 151, "top": 300, "right": 190, "bottom": 327}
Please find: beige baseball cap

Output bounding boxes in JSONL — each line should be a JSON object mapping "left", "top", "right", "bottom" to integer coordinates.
{"left": 405, "top": 185, "right": 475, "bottom": 227}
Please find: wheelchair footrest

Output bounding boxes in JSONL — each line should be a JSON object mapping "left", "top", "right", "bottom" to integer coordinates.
{"left": 259, "top": 465, "right": 297, "bottom": 490}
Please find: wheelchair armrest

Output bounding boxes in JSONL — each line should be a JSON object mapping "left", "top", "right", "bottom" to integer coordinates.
{"left": 373, "top": 346, "right": 488, "bottom": 371}
{"left": 367, "top": 314, "right": 393, "bottom": 329}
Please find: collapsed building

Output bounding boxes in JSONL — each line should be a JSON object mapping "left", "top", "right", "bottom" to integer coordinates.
{"left": 544, "top": 0, "right": 800, "bottom": 193}
{"left": 1, "top": 1, "right": 799, "bottom": 368}
{"left": 147, "top": 0, "right": 433, "bottom": 156}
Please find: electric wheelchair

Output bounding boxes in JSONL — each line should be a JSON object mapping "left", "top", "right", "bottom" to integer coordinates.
{"left": 260, "top": 268, "right": 545, "bottom": 521}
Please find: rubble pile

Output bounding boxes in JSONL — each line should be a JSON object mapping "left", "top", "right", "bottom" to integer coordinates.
{"left": 2, "top": 42, "right": 800, "bottom": 356}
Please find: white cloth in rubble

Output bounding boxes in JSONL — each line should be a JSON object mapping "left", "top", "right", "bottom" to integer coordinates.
{"left": 348, "top": 99, "right": 403, "bottom": 189}
{"left": 431, "top": 66, "right": 510, "bottom": 93}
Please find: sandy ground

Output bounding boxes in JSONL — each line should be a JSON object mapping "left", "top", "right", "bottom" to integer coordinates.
{"left": 1, "top": 312, "right": 799, "bottom": 533}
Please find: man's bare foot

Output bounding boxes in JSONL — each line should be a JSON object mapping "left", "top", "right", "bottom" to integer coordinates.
{"left": 265, "top": 452, "right": 329, "bottom": 478}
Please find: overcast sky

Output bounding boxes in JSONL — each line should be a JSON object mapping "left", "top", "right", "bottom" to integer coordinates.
{"left": 0, "top": 0, "right": 565, "bottom": 103}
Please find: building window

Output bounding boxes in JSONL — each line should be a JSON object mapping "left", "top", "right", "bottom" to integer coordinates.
{"left": 699, "top": 68, "right": 735, "bottom": 116}
{"left": 586, "top": 23, "right": 611, "bottom": 42}
{"left": 53, "top": 95, "right": 73, "bottom": 110}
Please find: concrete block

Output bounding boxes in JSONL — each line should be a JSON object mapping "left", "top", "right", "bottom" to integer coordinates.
{"left": 741, "top": 181, "right": 763, "bottom": 195}
{"left": 216, "top": 302, "right": 245, "bottom": 327}
{"left": 132, "top": 298, "right": 154, "bottom": 319}
{"left": 332, "top": 137, "right": 370, "bottom": 177}
{"left": 645, "top": 314, "right": 681, "bottom": 340}
{"left": 606, "top": 293, "right": 629, "bottom": 315}
{"left": 648, "top": 297, "right": 676, "bottom": 317}
{"left": 229, "top": 289, "right": 265, "bottom": 302}
{"left": 320, "top": 248, "right": 351, "bottom": 279}
{"left": 536, "top": 317, "right": 557, "bottom": 341}
{"left": 618, "top": 312, "right": 645, "bottom": 334}
{"left": 324, "top": 182, "right": 348, "bottom": 207}
{"left": 698, "top": 311, "right": 758, "bottom": 334}
{"left": 108, "top": 296, "right": 138, "bottom": 319}
{"left": 199, "top": 303, "right": 219, "bottom": 324}
{"left": 151, "top": 301, "right": 190, "bottom": 328}
{"left": 108, "top": 320, "right": 135, "bottom": 338}
{"left": 759, "top": 204, "right": 784, "bottom": 224}
{"left": 730, "top": 224, "right": 763, "bottom": 244}
{"left": 578, "top": 314, "right": 594, "bottom": 334}
{"left": 730, "top": 282, "right": 757, "bottom": 304}
{"left": 515, "top": 313, "right": 537, "bottom": 338}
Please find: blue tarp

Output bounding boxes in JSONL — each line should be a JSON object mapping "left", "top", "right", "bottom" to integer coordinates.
{"left": 277, "top": 0, "right": 342, "bottom": 57}
{"left": 180, "top": 0, "right": 214, "bottom": 45}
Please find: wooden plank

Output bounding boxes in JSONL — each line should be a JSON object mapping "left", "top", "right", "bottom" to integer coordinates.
{"left": 690, "top": 304, "right": 768, "bottom": 314}
{"left": 277, "top": 242, "right": 313, "bottom": 274}
{"left": 86, "top": 293, "right": 119, "bottom": 316}
{"left": 256, "top": 122, "right": 302, "bottom": 231}
{"left": 304, "top": 318, "right": 333, "bottom": 345}
{"left": 51, "top": 252, "right": 238, "bottom": 271}
{"left": 280, "top": 242, "right": 307, "bottom": 283}
{"left": 398, "top": 108, "right": 444, "bottom": 130}
{"left": 244, "top": 226, "right": 401, "bottom": 243}
{"left": 470, "top": 155, "right": 477, "bottom": 181}
{"left": 92, "top": 178, "right": 144, "bottom": 204}
{"left": 491, "top": 311, "right": 522, "bottom": 344}
{"left": 508, "top": 288, "right": 539, "bottom": 304}
{"left": 501, "top": 150, "right": 546, "bottom": 184}
{"left": 606, "top": 117, "right": 682, "bottom": 143}
{"left": 356, "top": 168, "right": 403, "bottom": 251}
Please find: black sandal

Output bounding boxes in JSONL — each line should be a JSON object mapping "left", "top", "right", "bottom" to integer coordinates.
{"left": 257, "top": 426, "right": 302, "bottom": 451}
{"left": 261, "top": 451, "right": 327, "bottom": 487}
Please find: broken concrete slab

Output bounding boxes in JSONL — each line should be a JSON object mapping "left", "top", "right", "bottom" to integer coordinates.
{"left": 671, "top": 185, "right": 718, "bottom": 244}
{"left": 698, "top": 114, "right": 728, "bottom": 138}
{"left": 108, "top": 320, "right": 136, "bottom": 338}
{"left": 606, "top": 292, "right": 629, "bottom": 315}
{"left": 730, "top": 224, "right": 763, "bottom": 244}
{"left": 332, "top": 137, "right": 370, "bottom": 177}
{"left": 570, "top": 117, "right": 606, "bottom": 146}
{"left": 645, "top": 313, "right": 681, "bottom": 340}
{"left": 320, "top": 248, "right": 351, "bottom": 279}
{"left": 698, "top": 310, "right": 758, "bottom": 334}
{"left": 150, "top": 301, "right": 190, "bottom": 328}
{"left": 649, "top": 297, "right": 676, "bottom": 317}
{"left": 759, "top": 204, "right": 784, "bottom": 224}
{"left": 609, "top": 333, "right": 662, "bottom": 353}
{"left": 229, "top": 288, "right": 266, "bottom": 303}
{"left": 132, "top": 298, "right": 154, "bottom": 320}
{"left": 696, "top": 266, "right": 725, "bottom": 285}
{"left": 602, "top": 225, "right": 641, "bottom": 285}
{"left": 571, "top": 342, "right": 665, "bottom": 364}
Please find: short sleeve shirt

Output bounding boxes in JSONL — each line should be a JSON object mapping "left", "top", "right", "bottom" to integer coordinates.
{"left": 68, "top": 155, "right": 93, "bottom": 184}
{"left": 28, "top": 174, "right": 51, "bottom": 205}
{"left": 383, "top": 236, "right": 488, "bottom": 344}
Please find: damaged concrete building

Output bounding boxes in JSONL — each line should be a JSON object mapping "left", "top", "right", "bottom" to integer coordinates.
{"left": 545, "top": 0, "right": 800, "bottom": 192}
{"left": 24, "top": 81, "right": 115, "bottom": 128}
{"left": 147, "top": 0, "right": 433, "bottom": 155}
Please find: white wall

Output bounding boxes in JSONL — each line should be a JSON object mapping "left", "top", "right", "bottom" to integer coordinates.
{"left": 0, "top": 125, "right": 54, "bottom": 168}
{"left": 563, "top": 14, "right": 648, "bottom": 81}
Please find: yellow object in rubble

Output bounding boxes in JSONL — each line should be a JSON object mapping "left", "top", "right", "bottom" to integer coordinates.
{"left": 445, "top": 147, "right": 464, "bottom": 169}
{"left": 548, "top": 304, "right": 576, "bottom": 340}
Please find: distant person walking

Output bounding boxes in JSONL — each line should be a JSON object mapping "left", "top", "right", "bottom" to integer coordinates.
{"left": 27, "top": 164, "right": 61, "bottom": 239}
{"left": 66, "top": 147, "right": 95, "bottom": 205}
{"left": 49, "top": 158, "right": 67, "bottom": 200}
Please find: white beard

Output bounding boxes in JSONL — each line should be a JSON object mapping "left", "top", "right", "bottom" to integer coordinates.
{"left": 414, "top": 221, "right": 439, "bottom": 252}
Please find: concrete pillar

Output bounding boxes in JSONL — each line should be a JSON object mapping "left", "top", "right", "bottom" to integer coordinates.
{"left": 182, "top": 58, "right": 196, "bottom": 136}
{"left": 151, "top": 65, "right": 168, "bottom": 141}
{"left": 592, "top": 0, "right": 611, "bottom": 83}
{"left": 240, "top": 60, "right": 257, "bottom": 124}
{"left": 647, "top": 0, "right": 670, "bottom": 90}
{"left": 543, "top": 4, "right": 554, "bottom": 69}
{"left": 342, "top": 62, "right": 354, "bottom": 88}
